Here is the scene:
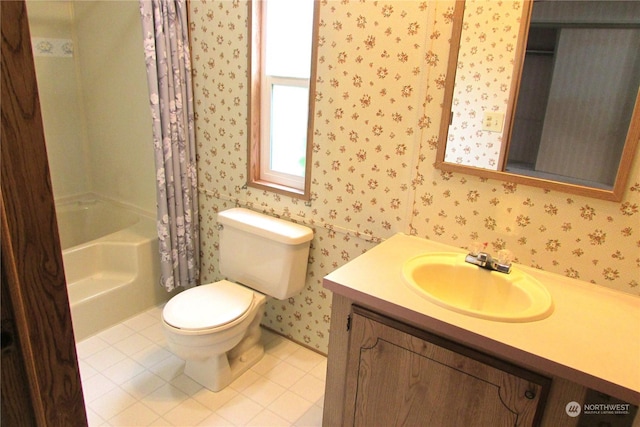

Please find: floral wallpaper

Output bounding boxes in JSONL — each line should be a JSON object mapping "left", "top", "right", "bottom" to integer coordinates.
{"left": 445, "top": 0, "right": 523, "bottom": 169}
{"left": 189, "top": 0, "right": 640, "bottom": 353}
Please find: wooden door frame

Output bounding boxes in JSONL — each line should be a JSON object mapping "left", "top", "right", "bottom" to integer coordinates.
{"left": 1, "top": 0, "right": 87, "bottom": 425}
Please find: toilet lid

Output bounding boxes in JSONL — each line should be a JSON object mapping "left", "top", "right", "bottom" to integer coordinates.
{"left": 163, "top": 280, "right": 254, "bottom": 331}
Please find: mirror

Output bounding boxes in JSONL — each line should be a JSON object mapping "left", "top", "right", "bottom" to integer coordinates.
{"left": 436, "top": 0, "right": 640, "bottom": 201}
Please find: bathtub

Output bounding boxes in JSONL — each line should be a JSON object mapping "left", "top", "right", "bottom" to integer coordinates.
{"left": 57, "top": 197, "right": 175, "bottom": 341}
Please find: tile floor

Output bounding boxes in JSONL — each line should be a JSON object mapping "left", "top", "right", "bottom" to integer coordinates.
{"left": 76, "top": 305, "right": 327, "bottom": 426}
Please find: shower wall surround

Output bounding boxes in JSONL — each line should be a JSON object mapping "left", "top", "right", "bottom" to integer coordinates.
{"left": 27, "top": 0, "right": 156, "bottom": 213}
{"left": 27, "top": 0, "right": 88, "bottom": 198}
{"left": 189, "top": 0, "right": 640, "bottom": 352}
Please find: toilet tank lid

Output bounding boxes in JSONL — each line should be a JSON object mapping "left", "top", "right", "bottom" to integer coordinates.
{"left": 217, "top": 208, "right": 313, "bottom": 245}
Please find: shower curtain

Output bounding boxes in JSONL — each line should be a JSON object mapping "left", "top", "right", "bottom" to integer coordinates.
{"left": 139, "top": 0, "right": 200, "bottom": 291}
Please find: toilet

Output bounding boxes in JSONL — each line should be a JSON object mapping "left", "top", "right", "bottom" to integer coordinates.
{"left": 161, "top": 208, "right": 313, "bottom": 391}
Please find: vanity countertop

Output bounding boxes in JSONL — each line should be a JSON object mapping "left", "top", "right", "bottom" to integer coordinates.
{"left": 323, "top": 233, "right": 640, "bottom": 405}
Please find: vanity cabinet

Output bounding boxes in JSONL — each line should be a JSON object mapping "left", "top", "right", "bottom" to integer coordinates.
{"left": 341, "top": 306, "right": 550, "bottom": 427}
{"left": 323, "top": 294, "right": 630, "bottom": 427}
{"left": 323, "top": 234, "right": 639, "bottom": 427}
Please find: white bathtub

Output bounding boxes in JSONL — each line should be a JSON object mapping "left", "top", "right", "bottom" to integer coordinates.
{"left": 57, "top": 197, "right": 175, "bottom": 341}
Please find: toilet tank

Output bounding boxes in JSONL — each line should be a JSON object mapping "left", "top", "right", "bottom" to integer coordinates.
{"left": 217, "top": 208, "right": 313, "bottom": 300}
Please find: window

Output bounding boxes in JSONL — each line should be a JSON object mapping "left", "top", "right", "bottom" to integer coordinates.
{"left": 248, "top": 0, "right": 318, "bottom": 199}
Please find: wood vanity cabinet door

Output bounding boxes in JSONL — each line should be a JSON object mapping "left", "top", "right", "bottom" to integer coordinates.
{"left": 343, "top": 307, "right": 550, "bottom": 427}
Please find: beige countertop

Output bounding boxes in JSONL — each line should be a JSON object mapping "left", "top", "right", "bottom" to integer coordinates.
{"left": 323, "top": 233, "right": 640, "bottom": 405}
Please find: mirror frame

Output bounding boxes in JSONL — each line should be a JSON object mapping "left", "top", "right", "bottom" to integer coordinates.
{"left": 436, "top": 0, "right": 640, "bottom": 202}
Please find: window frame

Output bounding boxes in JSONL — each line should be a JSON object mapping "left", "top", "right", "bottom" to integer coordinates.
{"left": 248, "top": 0, "right": 319, "bottom": 200}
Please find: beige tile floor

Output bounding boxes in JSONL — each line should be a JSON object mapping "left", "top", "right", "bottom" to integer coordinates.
{"left": 76, "top": 305, "right": 326, "bottom": 426}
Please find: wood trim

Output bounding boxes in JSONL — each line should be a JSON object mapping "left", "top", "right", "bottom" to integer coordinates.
{"left": 303, "top": 0, "right": 321, "bottom": 199}
{"left": 498, "top": 0, "right": 534, "bottom": 170}
{"left": 435, "top": 161, "right": 630, "bottom": 201}
{"left": 611, "top": 87, "right": 640, "bottom": 201}
{"left": 246, "top": 0, "right": 318, "bottom": 201}
{"left": 247, "top": 0, "right": 263, "bottom": 192}
{"left": 435, "top": 0, "right": 465, "bottom": 168}
{"left": 1, "top": 1, "right": 87, "bottom": 424}
{"left": 1, "top": 205, "right": 41, "bottom": 426}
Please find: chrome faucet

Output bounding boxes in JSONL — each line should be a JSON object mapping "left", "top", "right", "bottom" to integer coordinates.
{"left": 465, "top": 244, "right": 512, "bottom": 274}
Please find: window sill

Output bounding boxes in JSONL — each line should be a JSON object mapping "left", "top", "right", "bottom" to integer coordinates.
{"left": 247, "top": 179, "right": 310, "bottom": 201}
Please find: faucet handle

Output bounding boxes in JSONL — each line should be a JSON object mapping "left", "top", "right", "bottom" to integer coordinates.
{"left": 469, "top": 241, "right": 487, "bottom": 256}
{"left": 497, "top": 249, "right": 513, "bottom": 265}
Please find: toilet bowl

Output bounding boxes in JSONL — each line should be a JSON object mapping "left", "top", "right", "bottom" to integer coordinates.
{"left": 161, "top": 208, "right": 314, "bottom": 392}
{"left": 162, "top": 280, "right": 267, "bottom": 391}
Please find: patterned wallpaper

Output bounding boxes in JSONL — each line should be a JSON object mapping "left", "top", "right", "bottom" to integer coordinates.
{"left": 445, "top": 0, "right": 523, "bottom": 168}
{"left": 189, "top": 0, "right": 640, "bottom": 353}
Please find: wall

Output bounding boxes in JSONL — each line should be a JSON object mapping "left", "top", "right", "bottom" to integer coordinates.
{"left": 74, "top": 1, "right": 156, "bottom": 212}
{"left": 27, "top": 1, "right": 89, "bottom": 199}
{"left": 189, "top": 0, "right": 640, "bottom": 353}
{"left": 27, "top": 0, "right": 156, "bottom": 214}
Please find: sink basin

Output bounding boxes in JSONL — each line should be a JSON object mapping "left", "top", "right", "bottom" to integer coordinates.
{"left": 402, "top": 252, "right": 553, "bottom": 322}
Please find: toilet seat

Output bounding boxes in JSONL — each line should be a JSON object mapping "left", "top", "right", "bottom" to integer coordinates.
{"left": 163, "top": 280, "right": 255, "bottom": 332}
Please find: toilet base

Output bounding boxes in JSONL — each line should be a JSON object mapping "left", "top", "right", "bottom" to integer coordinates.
{"left": 230, "top": 343, "right": 264, "bottom": 384}
{"left": 182, "top": 301, "right": 267, "bottom": 392}
{"left": 184, "top": 342, "right": 264, "bottom": 392}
